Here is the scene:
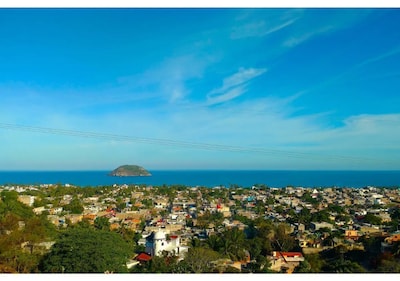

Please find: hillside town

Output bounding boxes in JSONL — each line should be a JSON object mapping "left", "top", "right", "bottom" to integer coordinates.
{"left": 1, "top": 182, "right": 400, "bottom": 273}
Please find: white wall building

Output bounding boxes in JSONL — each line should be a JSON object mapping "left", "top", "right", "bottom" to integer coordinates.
{"left": 145, "top": 229, "right": 188, "bottom": 259}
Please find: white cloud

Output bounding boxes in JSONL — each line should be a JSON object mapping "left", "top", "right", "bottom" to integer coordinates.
{"left": 206, "top": 85, "right": 247, "bottom": 106}
{"left": 220, "top": 68, "right": 267, "bottom": 92}
{"left": 2, "top": 84, "right": 400, "bottom": 170}
{"left": 231, "top": 18, "right": 297, "bottom": 39}
{"left": 117, "top": 54, "right": 216, "bottom": 104}
{"left": 230, "top": 9, "right": 303, "bottom": 40}
{"left": 357, "top": 46, "right": 400, "bottom": 68}
{"left": 282, "top": 9, "right": 373, "bottom": 49}
{"left": 338, "top": 114, "right": 400, "bottom": 140}
{"left": 283, "top": 25, "right": 334, "bottom": 47}
{"left": 206, "top": 67, "right": 267, "bottom": 105}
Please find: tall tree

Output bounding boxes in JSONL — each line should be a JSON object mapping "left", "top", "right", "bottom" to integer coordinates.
{"left": 39, "top": 227, "right": 133, "bottom": 273}
{"left": 181, "top": 247, "right": 220, "bottom": 273}
{"left": 94, "top": 216, "right": 111, "bottom": 231}
{"left": 219, "top": 227, "right": 247, "bottom": 261}
{"left": 272, "top": 223, "right": 296, "bottom": 252}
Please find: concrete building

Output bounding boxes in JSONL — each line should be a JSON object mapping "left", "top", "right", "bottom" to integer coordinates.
{"left": 145, "top": 229, "right": 188, "bottom": 259}
{"left": 269, "top": 251, "right": 305, "bottom": 273}
{"left": 18, "top": 195, "right": 36, "bottom": 206}
{"left": 310, "top": 222, "right": 334, "bottom": 231}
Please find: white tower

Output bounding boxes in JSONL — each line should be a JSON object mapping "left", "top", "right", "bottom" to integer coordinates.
{"left": 153, "top": 229, "right": 168, "bottom": 256}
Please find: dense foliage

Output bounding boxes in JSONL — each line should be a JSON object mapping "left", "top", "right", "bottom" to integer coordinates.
{"left": 0, "top": 191, "right": 57, "bottom": 273}
{"left": 39, "top": 227, "right": 133, "bottom": 273}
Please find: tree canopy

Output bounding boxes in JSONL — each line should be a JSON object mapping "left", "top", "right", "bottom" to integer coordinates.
{"left": 39, "top": 227, "right": 134, "bottom": 273}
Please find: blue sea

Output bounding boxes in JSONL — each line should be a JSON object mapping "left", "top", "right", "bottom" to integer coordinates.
{"left": 0, "top": 170, "right": 399, "bottom": 188}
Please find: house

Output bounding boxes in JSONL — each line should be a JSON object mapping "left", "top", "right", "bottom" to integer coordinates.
{"left": 310, "top": 222, "right": 334, "bottom": 231}
{"left": 145, "top": 229, "right": 188, "bottom": 259}
{"left": 33, "top": 206, "right": 46, "bottom": 215}
{"left": 384, "top": 231, "right": 400, "bottom": 244}
{"left": 269, "top": 251, "right": 305, "bottom": 273}
{"left": 18, "top": 195, "right": 35, "bottom": 206}
{"left": 298, "top": 239, "right": 308, "bottom": 248}
{"left": 381, "top": 231, "right": 400, "bottom": 253}
{"left": 293, "top": 223, "right": 305, "bottom": 233}
{"left": 154, "top": 200, "right": 169, "bottom": 209}
{"left": 136, "top": 252, "right": 152, "bottom": 263}
{"left": 49, "top": 207, "right": 63, "bottom": 215}
{"left": 126, "top": 252, "right": 152, "bottom": 269}
{"left": 65, "top": 214, "right": 83, "bottom": 225}
{"left": 345, "top": 230, "right": 360, "bottom": 240}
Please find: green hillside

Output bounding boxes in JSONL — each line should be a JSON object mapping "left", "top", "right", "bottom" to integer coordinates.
{"left": 109, "top": 165, "right": 151, "bottom": 177}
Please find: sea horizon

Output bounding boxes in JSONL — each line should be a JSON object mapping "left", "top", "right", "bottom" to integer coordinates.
{"left": 0, "top": 170, "right": 399, "bottom": 188}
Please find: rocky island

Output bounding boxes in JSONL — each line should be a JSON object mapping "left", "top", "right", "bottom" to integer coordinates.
{"left": 109, "top": 165, "right": 151, "bottom": 177}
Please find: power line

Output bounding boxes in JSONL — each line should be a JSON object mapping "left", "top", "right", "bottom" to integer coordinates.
{"left": 0, "top": 122, "right": 386, "bottom": 163}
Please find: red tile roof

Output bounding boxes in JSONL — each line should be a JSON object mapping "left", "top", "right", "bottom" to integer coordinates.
{"left": 136, "top": 253, "right": 152, "bottom": 262}
{"left": 274, "top": 251, "right": 303, "bottom": 258}
{"left": 282, "top": 252, "right": 303, "bottom": 257}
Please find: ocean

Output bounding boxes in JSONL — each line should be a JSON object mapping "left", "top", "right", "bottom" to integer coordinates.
{"left": 0, "top": 170, "right": 399, "bottom": 188}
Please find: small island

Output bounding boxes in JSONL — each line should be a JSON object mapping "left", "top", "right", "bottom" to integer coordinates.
{"left": 109, "top": 165, "right": 151, "bottom": 177}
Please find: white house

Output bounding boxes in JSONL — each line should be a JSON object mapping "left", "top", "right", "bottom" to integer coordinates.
{"left": 145, "top": 229, "right": 188, "bottom": 259}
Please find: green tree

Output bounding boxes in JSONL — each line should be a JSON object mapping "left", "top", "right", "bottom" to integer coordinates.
{"left": 272, "top": 223, "right": 296, "bottom": 252}
{"left": 311, "top": 209, "right": 332, "bottom": 223}
{"left": 219, "top": 227, "right": 247, "bottom": 261}
{"left": 304, "top": 253, "right": 324, "bottom": 272}
{"left": 94, "top": 216, "right": 111, "bottom": 231}
{"left": 0, "top": 192, "right": 56, "bottom": 273}
{"left": 181, "top": 247, "right": 221, "bottom": 273}
{"left": 376, "top": 258, "right": 400, "bottom": 272}
{"left": 251, "top": 218, "right": 273, "bottom": 255}
{"left": 364, "top": 213, "right": 382, "bottom": 225}
{"left": 294, "top": 260, "right": 312, "bottom": 273}
{"left": 39, "top": 227, "right": 133, "bottom": 273}
{"left": 0, "top": 191, "right": 34, "bottom": 219}
{"left": 296, "top": 207, "right": 311, "bottom": 225}
{"left": 63, "top": 198, "right": 84, "bottom": 214}
{"left": 206, "top": 234, "right": 221, "bottom": 251}
{"left": 323, "top": 259, "right": 366, "bottom": 273}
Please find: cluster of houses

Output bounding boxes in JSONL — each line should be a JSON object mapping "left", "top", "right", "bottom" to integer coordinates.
{"left": 2, "top": 182, "right": 400, "bottom": 272}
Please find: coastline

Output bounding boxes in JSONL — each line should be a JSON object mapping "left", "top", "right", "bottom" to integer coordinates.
{"left": 0, "top": 170, "right": 399, "bottom": 188}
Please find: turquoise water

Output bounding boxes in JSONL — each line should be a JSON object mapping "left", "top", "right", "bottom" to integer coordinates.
{"left": 0, "top": 170, "right": 399, "bottom": 188}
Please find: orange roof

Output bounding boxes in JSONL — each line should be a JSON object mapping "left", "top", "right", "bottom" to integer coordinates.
{"left": 110, "top": 223, "right": 120, "bottom": 230}
{"left": 275, "top": 252, "right": 303, "bottom": 258}
{"left": 83, "top": 214, "right": 96, "bottom": 220}
{"left": 136, "top": 253, "right": 152, "bottom": 262}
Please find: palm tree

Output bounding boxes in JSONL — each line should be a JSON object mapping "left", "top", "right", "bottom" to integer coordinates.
{"left": 220, "top": 228, "right": 247, "bottom": 261}
{"left": 206, "top": 234, "right": 221, "bottom": 252}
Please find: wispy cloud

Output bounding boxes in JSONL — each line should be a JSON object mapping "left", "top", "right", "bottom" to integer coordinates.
{"left": 230, "top": 9, "right": 303, "bottom": 40}
{"left": 282, "top": 9, "right": 373, "bottom": 48}
{"left": 206, "top": 85, "right": 247, "bottom": 106}
{"left": 355, "top": 46, "right": 400, "bottom": 69}
{"left": 117, "top": 54, "right": 217, "bottom": 104}
{"left": 206, "top": 67, "right": 267, "bottom": 105}
{"left": 231, "top": 18, "right": 297, "bottom": 40}
{"left": 283, "top": 25, "right": 334, "bottom": 47}
{"left": 2, "top": 82, "right": 400, "bottom": 169}
{"left": 307, "top": 45, "right": 400, "bottom": 92}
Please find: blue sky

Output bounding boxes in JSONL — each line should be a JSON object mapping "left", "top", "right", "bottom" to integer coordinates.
{"left": 0, "top": 8, "right": 399, "bottom": 170}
